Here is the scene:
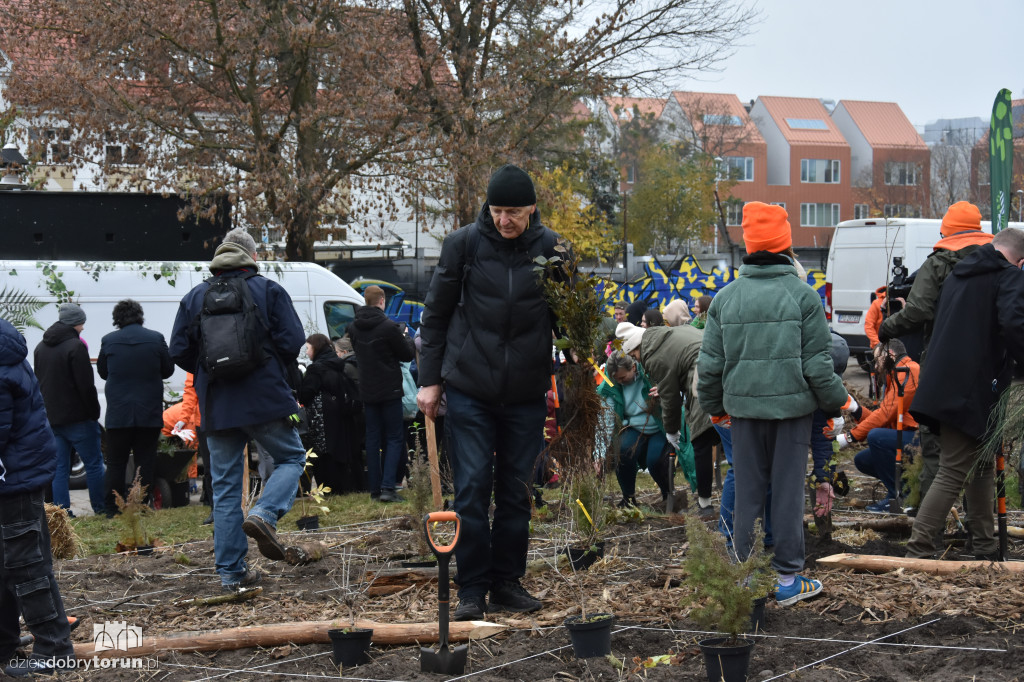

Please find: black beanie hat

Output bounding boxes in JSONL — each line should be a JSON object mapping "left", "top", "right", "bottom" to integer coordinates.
{"left": 486, "top": 164, "right": 537, "bottom": 207}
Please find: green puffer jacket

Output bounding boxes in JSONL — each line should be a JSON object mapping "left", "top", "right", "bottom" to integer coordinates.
{"left": 636, "top": 325, "right": 713, "bottom": 439}
{"left": 696, "top": 254, "right": 847, "bottom": 419}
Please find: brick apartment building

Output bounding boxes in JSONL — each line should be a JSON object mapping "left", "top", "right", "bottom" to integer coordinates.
{"left": 601, "top": 92, "right": 930, "bottom": 249}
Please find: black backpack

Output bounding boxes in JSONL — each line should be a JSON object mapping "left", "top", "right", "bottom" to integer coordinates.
{"left": 325, "top": 358, "right": 362, "bottom": 416}
{"left": 198, "top": 271, "right": 268, "bottom": 381}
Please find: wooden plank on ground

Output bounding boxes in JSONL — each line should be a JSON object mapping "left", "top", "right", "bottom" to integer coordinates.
{"left": 818, "top": 553, "right": 1024, "bottom": 575}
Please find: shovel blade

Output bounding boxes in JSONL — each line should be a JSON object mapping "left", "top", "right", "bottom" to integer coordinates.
{"left": 420, "top": 643, "right": 468, "bottom": 674}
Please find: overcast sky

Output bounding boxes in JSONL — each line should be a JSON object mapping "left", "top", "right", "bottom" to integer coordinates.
{"left": 680, "top": 0, "right": 1024, "bottom": 131}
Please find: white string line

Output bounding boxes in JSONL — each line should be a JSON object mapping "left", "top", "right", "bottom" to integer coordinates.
{"left": 761, "top": 617, "right": 941, "bottom": 681}
{"left": 635, "top": 624, "right": 1007, "bottom": 652}
{"left": 183, "top": 649, "right": 334, "bottom": 682}
{"left": 444, "top": 625, "right": 640, "bottom": 682}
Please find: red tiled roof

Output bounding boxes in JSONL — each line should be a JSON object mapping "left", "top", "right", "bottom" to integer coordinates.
{"left": 669, "top": 91, "right": 764, "bottom": 144}
{"left": 604, "top": 96, "right": 666, "bottom": 123}
{"left": 756, "top": 96, "right": 847, "bottom": 146}
{"left": 836, "top": 100, "right": 926, "bottom": 149}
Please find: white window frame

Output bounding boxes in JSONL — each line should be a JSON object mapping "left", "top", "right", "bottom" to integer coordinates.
{"left": 725, "top": 156, "right": 754, "bottom": 182}
{"left": 725, "top": 201, "right": 745, "bottom": 226}
{"left": 884, "top": 161, "right": 919, "bottom": 186}
{"left": 800, "top": 158, "right": 841, "bottom": 184}
{"left": 854, "top": 204, "right": 870, "bottom": 220}
{"left": 800, "top": 203, "right": 840, "bottom": 227}
{"left": 884, "top": 204, "right": 922, "bottom": 219}
{"left": 625, "top": 164, "right": 635, "bottom": 184}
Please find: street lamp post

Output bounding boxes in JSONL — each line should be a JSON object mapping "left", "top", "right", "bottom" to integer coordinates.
{"left": 0, "top": 142, "right": 29, "bottom": 190}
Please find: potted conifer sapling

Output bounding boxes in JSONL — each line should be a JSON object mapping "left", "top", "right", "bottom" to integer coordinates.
{"left": 683, "top": 516, "right": 774, "bottom": 682}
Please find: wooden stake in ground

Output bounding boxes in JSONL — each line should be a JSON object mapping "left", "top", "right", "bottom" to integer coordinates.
{"left": 73, "top": 619, "right": 505, "bottom": 659}
{"left": 242, "top": 444, "right": 250, "bottom": 513}
{"left": 425, "top": 416, "right": 442, "bottom": 509}
{"left": 818, "top": 553, "right": 1024, "bottom": 575}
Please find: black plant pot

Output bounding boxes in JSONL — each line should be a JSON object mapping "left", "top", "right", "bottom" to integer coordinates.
{"left": 136, "top": 545, "right": 155, "bottom": 556}
{"left": 564, "top": 613, "right": 615, "bottom": 658}
{"left": 296, "top": 515, "right": 320, "bottom": 531}
{"left": 566, "top": 541, "right": 605, "bottom": 571}
{"left": 698, "top": 637, "right": 755, "bottom": 682}
{"left": 748, "top": 597, "right": 767, "bottom": 633}
{"left": 327, "top": 627, "right": 373, "bottom": 667}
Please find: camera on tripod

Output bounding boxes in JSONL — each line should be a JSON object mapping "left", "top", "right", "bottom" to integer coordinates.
{"left": 885, "top": 257, "right": 913, "bottom": 314}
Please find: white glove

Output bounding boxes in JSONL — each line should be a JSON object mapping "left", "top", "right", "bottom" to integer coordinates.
{"left": 822, "top": 416, "right": 845, "bottom": 439}
{"left": 174, "top": 420, "right": 185, "bottom": 431}
{"left": 836, "top": 433, "right": 856, "bottom": 448}
{"left": 665, "top": 431, "right": 680, "bottom": 450}
{"left": 842, "top": 395, "right": 859, "bottom": 413}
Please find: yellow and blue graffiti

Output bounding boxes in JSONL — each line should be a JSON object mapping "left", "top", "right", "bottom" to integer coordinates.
{"left": 353, "top": 255, "right": 825, "bottom": 328}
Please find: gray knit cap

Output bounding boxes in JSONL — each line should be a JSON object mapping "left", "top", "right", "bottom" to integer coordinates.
{"left": 58, "top": 303, "right": 86, "bottom": 326}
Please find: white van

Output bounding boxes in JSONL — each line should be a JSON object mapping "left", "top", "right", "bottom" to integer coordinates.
{"left": 0, "top": 260, "right": 365, "bottom": 416}
{"left": 825, "top": 218, "right": 1015, "bottom": 364}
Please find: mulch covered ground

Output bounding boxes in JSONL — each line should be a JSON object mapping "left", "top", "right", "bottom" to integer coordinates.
{"left": 39, "top": 487, "right": 1024, "bottom": 681}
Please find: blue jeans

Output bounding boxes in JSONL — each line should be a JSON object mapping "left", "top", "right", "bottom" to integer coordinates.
{"left": 206, "top": 419, "right": 307, "bottom": 585}
{"left": 445, "top": 386, "right": 546, "bottom": 599}
{"left": 809, "top": 409, "right": 835, "bottom": 482}
{"left": 716, "top": 424, "right": 773, "bottom": 548}
{"left": 0, "top": 488, "right": 74, "bottom": 659}
{"left": 854, "top": 428, "right": 920, "bottom": 499}
{"left": 364, "top": 398, "right": 405, "bottom": 494}
{"left": 51, "top": 421, "right": 106, "bottom": 514}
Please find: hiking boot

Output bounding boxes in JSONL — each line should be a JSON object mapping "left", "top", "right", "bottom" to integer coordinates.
{"left": 222, "top": 567, "right": 263, "bottom": 593}
{"left": 242, "top": 515, "right": 286, "bottom": 561}
{"left": 379, "top": 489, "right": 404, "bottom": 503}
{"left": 774, "top": 575, "right": 822, "bottom": 607}
{"left": 489, "top": 580, "right": 541, "bottom": 613}
{"left": 453, "top": 595, "right": 486, "bottom": 621}
{"left": 202, "top": 511, "right": 214, "bottom": 525}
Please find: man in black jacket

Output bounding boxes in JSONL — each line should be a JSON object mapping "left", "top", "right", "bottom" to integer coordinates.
{"left": 417, "top": 164, "right": 562, "bottom": 620}
{"left": 98, "top": 299, "right": 174, "bottom": 513}
{"left": 905, "top": 228, "right": 1024, "bottom": 559}
{"left": 33, "top": 303, "right": 106, "bottom": 515}
{"left": 348, "top": 285, "right": 415, "bottom": 503}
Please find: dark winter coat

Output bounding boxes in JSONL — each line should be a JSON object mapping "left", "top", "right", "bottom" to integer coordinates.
{"left": 347, "top": 306, "right": 414, "bottom": 404}
{"left": 636, "top": 325, "right": 710, "bottom": 438}
{"left": 0, "top": 318, "right": 58, "bottom": 496}
{"left": 418, "top": 204, "right": 562, "bottom": 405}
{"left": 169, "top": 244, "right": 305, "bottom": 431}
{"left": 33, "top": 321, "right": 101, "bottom": 427}
{"left": 910, "top": 244, "right": 1024, "bottom": 441}
{"left": 298, "top": 352, "right": 362, "bottom": 463}
{"left": 879, "top": 229, "right": 994, "bottom": 352}
{"left": 98, "top": 324, "right": 174, "bottom": 429}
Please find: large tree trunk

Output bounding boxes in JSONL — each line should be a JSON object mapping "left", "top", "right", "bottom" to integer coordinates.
{"left": 74, "top": 618, "right": 505, "bottom": 659}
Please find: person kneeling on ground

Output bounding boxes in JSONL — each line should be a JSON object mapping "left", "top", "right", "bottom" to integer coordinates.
{"left": 597, "top": 351, "right": 673, "bottom": 507}
{"left": 836, "top": 340, "right": 919, "bottom": 511}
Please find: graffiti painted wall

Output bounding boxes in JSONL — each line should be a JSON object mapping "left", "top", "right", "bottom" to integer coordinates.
{"left": 356, "top": 256, "right": 826, "bottom": 328}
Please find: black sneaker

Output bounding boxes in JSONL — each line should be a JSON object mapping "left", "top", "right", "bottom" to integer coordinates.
{"left": 489, "top": 580, "right": 541, "bottom": 613}
{"left": 379, "top": 489, "right": 405, "bottom": 503}
{"left": 453, "top": 595, "right": 487, "bottom": 621}
{"left": 202, "top": 511, "right": 214, "bottom": 525}
{"left": 242, "top": 515, "right": 286, "bottom": 561}
{"left": 222, "top": 567, "right": 263, "bottom": 593}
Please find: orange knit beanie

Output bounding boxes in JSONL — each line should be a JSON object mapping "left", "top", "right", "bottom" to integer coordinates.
{"left": 742, "top": 202, "right": 792, "bottom": 254}
{"left": 940, "top": 201, "right": 982, "bottom": 237}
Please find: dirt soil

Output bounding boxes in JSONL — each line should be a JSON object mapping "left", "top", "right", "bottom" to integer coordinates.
{"left": 39, "top": 486, "right": 1024, "bottom": 682}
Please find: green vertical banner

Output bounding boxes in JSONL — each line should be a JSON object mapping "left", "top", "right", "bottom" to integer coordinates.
{"left": 989, "top": 88, "right": 1013, "bottom": 233}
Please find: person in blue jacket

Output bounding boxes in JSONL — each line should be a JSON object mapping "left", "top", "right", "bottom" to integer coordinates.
{"left": 0, "top": 318, "right": 76, "bottom": 676}
{"left": 170, "top": 228, "right": 307, "bottom": 592}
